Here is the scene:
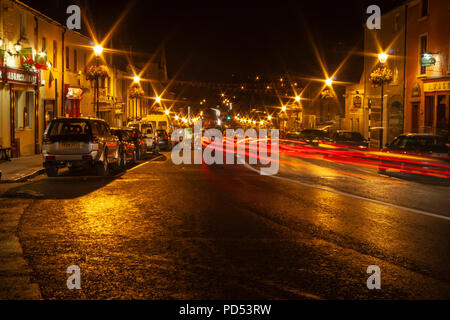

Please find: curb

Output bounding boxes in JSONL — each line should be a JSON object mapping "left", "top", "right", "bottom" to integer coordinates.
{"left": 0, "top": 169, "right": 45, "bottom": 184}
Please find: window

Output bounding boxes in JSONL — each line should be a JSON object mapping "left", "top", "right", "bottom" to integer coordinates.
{"left": 14, "top": 91, "right": 34, "bottom": 130}
{"left": 394, "top": 14, "right": 400, "bottom": 32}
{"left": 73, "top": 49, "right": 77, "bottom": 71}
{"left": 42, "top": 37, "right": 47, "bottom": 51}
{"left": 424, "top": 96, "right": 434, "bottom": 128}
{"left": 53, "top": 40, "right": 57, "bottom": 68}
{"left": 419, "top": 35, "right": 427, "bottom": 74}
{"left": 65, "top": 46, "right": 69, "bottom": 70}
{"left": 20, "top": 12, "right": 27, "bottom": 40}
{"left": 421, "top": 0, "right": 428, "bottom": 17}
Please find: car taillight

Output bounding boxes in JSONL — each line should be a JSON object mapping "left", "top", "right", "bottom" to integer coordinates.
{"left": 43, "top": 135, "right": 51, "bottom": 144}
{"left": 164, "top": 136, "right": 168, "bottom": 140}
{"left": 82, "top": 155, "right": 93, "bottom": 160}
{"left": 46, "top": 156, "right": 55, "bottom": 160}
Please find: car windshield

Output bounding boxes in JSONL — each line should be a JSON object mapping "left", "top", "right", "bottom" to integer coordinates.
{"left": 285, "top": 133, "right": 301, "bottom": 139}
{"left": 48, "top": 120, "right": 91, "bottom": 136}
{"left": 141, "top": 124, "right": 153, "bottom": 134}
{"left": 391, "top": 136, "right": 446, "bottom": 149}
{"left": 301, "top": 130, "right": 328, "bottom": 138}
{"left": 157, "top": 130, "right": 167, "bottom": 137}
{"left": 336, "top": 132, "right": 364, "bottom": 141}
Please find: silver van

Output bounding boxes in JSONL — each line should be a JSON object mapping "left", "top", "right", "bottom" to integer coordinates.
{"left": 127, "top": 121, "right": 157, "bottom": 152}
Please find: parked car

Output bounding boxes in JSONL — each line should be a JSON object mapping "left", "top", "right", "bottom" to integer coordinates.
{"left": 332, "top": 131, "right": 368, "bottom": 148}
{"left": 110, "top": 128, "right": 137, "bottom": 169}
{"left": 130, "top": 128, "right": 148, "bottom": 159}
{"left": 378, "top": 133, "right": 450, "bottom": 176}
{"left": 299, "top": 129, "right": 330, "bottom": 146}
{"left": 156, "top": 129, "right": 172, "bottom": 150}
{"left": 42, "top": 117, "right": 120, "bottom": 177}
{"left": 127, "top": 121, "right": 157, "bottom": 152}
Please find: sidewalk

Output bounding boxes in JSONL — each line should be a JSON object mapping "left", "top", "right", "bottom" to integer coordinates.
{"left": 0, "top": 155, "right": 44, "bottom": 183}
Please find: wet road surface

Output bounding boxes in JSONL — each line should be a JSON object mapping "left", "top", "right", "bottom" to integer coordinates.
{"left": 1, "top": 151, "right": 449, "bottom": 299}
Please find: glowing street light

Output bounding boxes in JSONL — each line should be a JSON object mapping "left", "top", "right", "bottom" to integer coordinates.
{"left": 92, "top": 44, "right": 103, "bottom": 117}
{"left": 325, "top": 78, "right": 333, "bottom": 86}
{"left": 165, "top": 109, "right": 170, "bottom": 115}
{"left": 378, "top": 52, "right": 388, "bottom": 64}
{"left": 174, "top": 115, "right": 179, "bottom": 120}
{"left": 155, "top": 96, "right": 161, "bottom": 103}
{"left": 295, "top": 96, "right": 301, "bottom": 102}
{"left": 93, "top": 44, "right": 103, "bottom": 56}
{"left": 268, "top": 115, "right": 272, "bottom": 120}
{"left": 281, "top": 106, "right": 287, "bottom": 112}
{"left": 133, "top": 75, "right": 140, "bottom": 83}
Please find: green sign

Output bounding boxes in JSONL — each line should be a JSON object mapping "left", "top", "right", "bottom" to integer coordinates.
{"left": 420, "top": 52, "right": 436, "bottom": 67}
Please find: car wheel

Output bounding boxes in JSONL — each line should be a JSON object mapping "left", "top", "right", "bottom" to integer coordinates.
{"left": 45, "top": 165, "right": 58, "bottom": 177}
{"left": 96, "top": 150, "right": 109, "bottom": 176}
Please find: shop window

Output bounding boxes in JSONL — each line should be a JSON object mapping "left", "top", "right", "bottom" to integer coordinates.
{"left": 15, "top": 91, "right": 34, "bottom": 130}
{"left": 424, "top": 96, "right": 434, "bottom": 129}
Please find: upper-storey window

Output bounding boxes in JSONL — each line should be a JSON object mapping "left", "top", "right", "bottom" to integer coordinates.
{"left": 421, "top": 0, "right": 428, "bottom": 17}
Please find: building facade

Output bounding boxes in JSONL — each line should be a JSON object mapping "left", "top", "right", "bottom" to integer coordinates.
{"left": 0, "top": 0, "right": 169, "bottom": 157}
{"left": 404, "top": 0, "right": 449, "bottom": 136}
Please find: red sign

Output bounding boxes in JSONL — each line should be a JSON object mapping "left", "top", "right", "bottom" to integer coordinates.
{"left": 0, "top": 67, "right": 39, "bottom": 85}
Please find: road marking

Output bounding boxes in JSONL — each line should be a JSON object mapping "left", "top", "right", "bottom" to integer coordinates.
{"left": 243, "top": 163, "right": 450, "bottom": 222}
{"left": 128, "top": 154, "right": 165, "bottom": 171}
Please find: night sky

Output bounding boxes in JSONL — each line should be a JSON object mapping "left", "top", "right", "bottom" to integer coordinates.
{"left": 22, "top": 0, "right": 402, "bottom": 83}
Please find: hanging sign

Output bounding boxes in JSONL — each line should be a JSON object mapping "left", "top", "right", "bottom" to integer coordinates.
{"left": 420, "top": 52, "right": 436, "bottom": 67}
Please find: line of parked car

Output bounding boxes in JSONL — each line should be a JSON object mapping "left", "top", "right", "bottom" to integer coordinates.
{"left": 41, "top": 117, "right": 173, "bottom": 177}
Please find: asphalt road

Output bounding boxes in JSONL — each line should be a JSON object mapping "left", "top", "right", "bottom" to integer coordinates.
{"left": 1, "top": 151, "right": 449, "bottom": 299}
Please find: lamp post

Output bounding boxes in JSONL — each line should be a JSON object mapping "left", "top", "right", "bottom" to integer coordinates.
{"left": 93, "top": 45, "right": 103, "bottom": 118}
{"left": 133, "top": 75, "right": 140, "bottom": 120}
{"left": 325, "top": 78, "right": 333, "bottom": 121}
{"left": 378, "top": 52, "right": 388, "bottom": 148}
{"left": 295, "top": 96, "right": 301, "bottom": 131}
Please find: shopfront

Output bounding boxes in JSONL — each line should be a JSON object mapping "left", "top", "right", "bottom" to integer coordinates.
{"left": 0, "top": 66, "right": 40, "bottom": 157}
{"left": 64, "top": 85, "right": 84, "bottom": 118}
{"left": 422, "top": 78, "right": 449, "bottom": 136}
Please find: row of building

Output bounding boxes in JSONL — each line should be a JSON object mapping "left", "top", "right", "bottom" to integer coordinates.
{"left": 0, "top": 0, "right": 168, "bottom": 157}
{"left": 343, "top": 0, "right": 449, "bottom": 147}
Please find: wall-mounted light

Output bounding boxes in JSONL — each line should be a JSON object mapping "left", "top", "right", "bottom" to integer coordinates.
{"left": 0, "top": 38, "right": 3, "bottom": 47}
{"left": 14, "top": 41, "right": 22, "bottom": 53}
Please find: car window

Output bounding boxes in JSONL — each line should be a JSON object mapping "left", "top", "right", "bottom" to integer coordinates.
{"left": 48, "top": 120, "right": 91, "bottom": 136}
{"left": 141, "top": 124, "right": 153, "bottom": 134}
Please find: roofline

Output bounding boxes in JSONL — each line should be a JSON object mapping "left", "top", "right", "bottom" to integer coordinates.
{"left": 12, "top": 0, "right": 91, "bottom": 41}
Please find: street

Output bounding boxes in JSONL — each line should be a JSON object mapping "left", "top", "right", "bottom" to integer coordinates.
{"left": 1, "top": 150, "right": 449, "bottom": 299}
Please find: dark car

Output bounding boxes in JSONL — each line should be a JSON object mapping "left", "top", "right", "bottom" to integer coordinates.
{"left": 332, "top": 131, "right": 368, "bottom": 149}
{"left": 110, "top": 128, "right": 137, "bottom": 169}
{"left": 299, "top": 129, "right": 330, "bottom": 146}
{"left": 42, "top": 117, "right": 120, "bottom": 176}
{"left": 130, "top": 128, "right": 148, "bottom": 160}
{"left": 379, "top": 133, "right": 449, "bottom": 176}
{"left": 156, "top": 129, "right": 172, "bottom": 151}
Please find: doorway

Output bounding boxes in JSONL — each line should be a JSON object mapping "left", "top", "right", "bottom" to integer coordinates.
{"left": 411, "top": 103, "right": 419, "bottom": 133}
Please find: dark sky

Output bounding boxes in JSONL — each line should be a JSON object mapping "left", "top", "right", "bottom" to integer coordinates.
{"left": 22, "top": 0, "right": 402, "bottom": 83}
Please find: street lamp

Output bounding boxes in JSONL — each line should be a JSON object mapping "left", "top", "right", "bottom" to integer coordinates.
{"left": 165, "top": 109, "right": 170, "bottom": 115}
{"left": 281, "top": 106, "right": 287, "bottom": 112}
{"left": 155, "top": 96, "right": 161, "bottom": 104}
{"left": 295, "top": 96, "right": 300, "bottom": 102}
{"left": 92, "top": 44, "right": 103, "bottom": 118}
{"left": 378, "top": 52, "right": 389, "bottom": 148}
{"left": 325, "top": 78, "right": 333, "bottom": 86}
{"left": 132, "top": 75, "right": 141, "bottom": 120}
{"left": 133, "top": 75, "right": 140, "bottom": 83}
